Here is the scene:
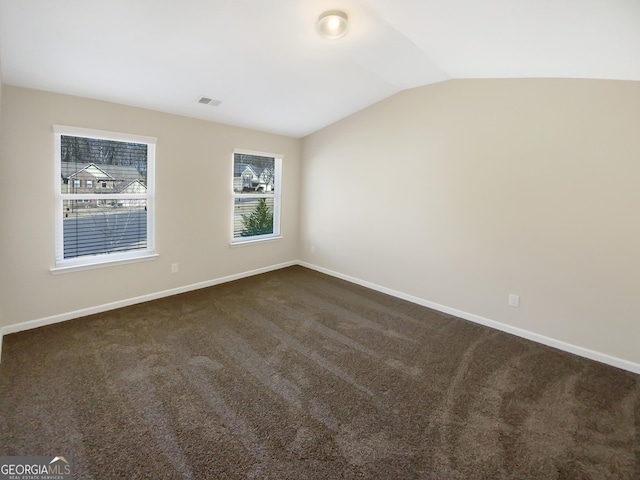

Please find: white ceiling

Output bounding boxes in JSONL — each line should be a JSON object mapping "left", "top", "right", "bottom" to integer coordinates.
{"left": 1, "top": 0, "right": 639, "bottom": 138}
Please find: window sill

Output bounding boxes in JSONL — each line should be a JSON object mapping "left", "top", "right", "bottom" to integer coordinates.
{"left": 230, "top": 236, "right": 283, "bottom": 247}
{"left": 50, "top": 253, "right": 159, "bottom": 275}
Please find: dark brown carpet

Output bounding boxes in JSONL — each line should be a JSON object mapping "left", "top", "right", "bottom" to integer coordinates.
{"left": 0, "top": 266, "right": 638, "bottom": 479}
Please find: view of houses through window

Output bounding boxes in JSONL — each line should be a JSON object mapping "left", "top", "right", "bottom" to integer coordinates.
{"left": 55, "top": 128, "right": 155, "bottom": 266}
{"left": 233, "top": 151, "right": 282, "bottom": 242}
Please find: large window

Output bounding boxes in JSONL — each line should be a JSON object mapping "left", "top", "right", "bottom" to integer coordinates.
{"left": 232, "top": 150, "right": 282, "bottom": 243}
{"left": 53, "top": 126, "right": 156, "bottom": 271}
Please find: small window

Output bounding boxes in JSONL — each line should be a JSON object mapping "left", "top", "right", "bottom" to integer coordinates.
{"left": 232, "top": 150, "right": 282, "bottom": 243}
{"left": 54, "top": 125, "right": 157, "bottom": 270}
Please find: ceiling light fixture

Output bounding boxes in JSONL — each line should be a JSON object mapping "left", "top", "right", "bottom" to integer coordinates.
{"left": 317, "top": 10, "right": 349, "bottom": 39}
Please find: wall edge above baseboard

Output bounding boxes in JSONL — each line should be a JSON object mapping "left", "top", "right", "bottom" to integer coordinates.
{"left": 0, "top": 261, "right": 297, "bottom": 362}
{"left": 2, "top": 259, "right": 639, "bottom": 376}
{"left": 298, "top": 261, "right": 640, "bottom": 375}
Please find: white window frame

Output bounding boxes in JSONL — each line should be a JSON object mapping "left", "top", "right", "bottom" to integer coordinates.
{"left": 51, "top": 125, "right": 157, "bottom": 273}
{"left": 231, "top": 149, "right": 282, "bottom": 245}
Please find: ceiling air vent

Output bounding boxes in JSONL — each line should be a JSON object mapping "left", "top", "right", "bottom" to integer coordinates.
{"left": 197, "top": 96, "right": 222, "bottom": 107}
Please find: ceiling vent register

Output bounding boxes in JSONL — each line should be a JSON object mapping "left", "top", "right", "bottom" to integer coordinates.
{"left": 197, "top": 96, "right": 222, "bottom": 106}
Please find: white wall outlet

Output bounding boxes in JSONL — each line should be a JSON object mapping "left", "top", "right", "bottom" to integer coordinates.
{"left": 310, "top": 245, "right": 316, "bottom": 253}
{"left": 171, "top": 263, "right": 179, "bottom": 273}
{"left": 508, "top": 294, "right": 520, "bottom": 307}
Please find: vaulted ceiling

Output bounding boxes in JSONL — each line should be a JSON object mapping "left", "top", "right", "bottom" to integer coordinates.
{"left": 1, "top": 0, "right": 639, "bottom": 137}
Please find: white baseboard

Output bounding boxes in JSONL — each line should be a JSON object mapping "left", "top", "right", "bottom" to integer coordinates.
{"left": 0, "top": 261, "right": 296, "bottom": 362}
{"left": 298, "top": 261, "right": 640, "bottom": 375}
{"left": 2, "top": 259, "right": 639, "bottom": 376}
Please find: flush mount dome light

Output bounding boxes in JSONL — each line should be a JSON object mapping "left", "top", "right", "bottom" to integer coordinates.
{"left": 317, "top": 10, "right": 349, "bottom": 39}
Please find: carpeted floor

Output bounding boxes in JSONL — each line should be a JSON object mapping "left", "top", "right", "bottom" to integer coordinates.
{"left": 0, "top": 266, "right": 638, "bottom": 479}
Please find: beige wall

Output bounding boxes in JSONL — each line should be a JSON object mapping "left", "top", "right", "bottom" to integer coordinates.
{"left": 300, "top": 79, "right": 640, "bottom": 365}
{"left": 2, "top": 79, "right": 639, "bottom": 369}
{"left": 0, "top": 74, "right": 3, "bottom": 332}
{"left": 0, "top": 86, "right": 301, "bottom": 329}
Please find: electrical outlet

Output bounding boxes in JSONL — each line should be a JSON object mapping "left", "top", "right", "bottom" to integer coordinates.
{"left": 171, "top": 263, "right": 179, "bottom": 273}
{"left": 508, "top": 294, "right": 520, "bottom": 307}
{"left": 310, "top": 245, "right": 316, "bottom": 253}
